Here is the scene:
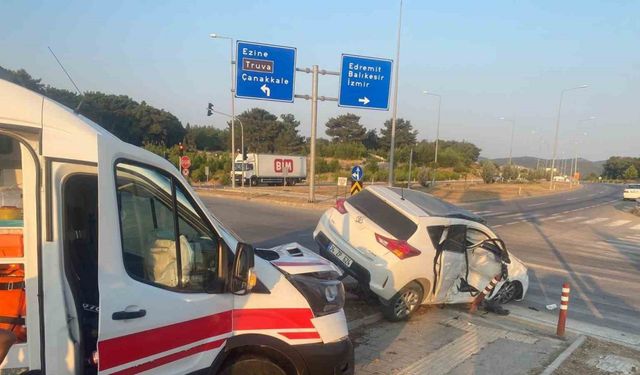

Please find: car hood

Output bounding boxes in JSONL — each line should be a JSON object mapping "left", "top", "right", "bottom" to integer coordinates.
{"left": 256, "top": 242, "right": 343, "bottom": 275}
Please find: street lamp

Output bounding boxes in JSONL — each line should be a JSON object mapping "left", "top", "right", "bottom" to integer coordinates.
{"left": 209, "top": 33, "right": 237, "bottom": 188}
{"left": 570, "top": 116, "right": 595, "bottom": 187}
{"left": 499, "top": 117, "right": 516, "bottom": 166}
{"left": 423, "top": 91, "right": 441, "bottom": 186}
{"left": 207, "top": 104, "right": 245, "bottom": 188}
{"left": 549, "top": 84, "right": 589, "bottom": 189}
{"left": 388, "top": 0, "right": 403, "bottom": 186}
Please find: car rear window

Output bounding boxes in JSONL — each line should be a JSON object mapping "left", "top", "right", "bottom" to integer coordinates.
{"left": 346, "top": 190, "right": 417, "bottom": 240}
{"left": 628, "top": 184, "right": 640, "bottom": 189}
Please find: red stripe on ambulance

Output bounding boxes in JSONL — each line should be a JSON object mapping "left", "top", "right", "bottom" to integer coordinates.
{"left": 278, "top": 331, "right": 321, "bottom": 340}
{"left": 233, "top": 308, "right": 315, "bottom": 330}
{"left": 98, "top": 311, "right": 232, "bottom": 371}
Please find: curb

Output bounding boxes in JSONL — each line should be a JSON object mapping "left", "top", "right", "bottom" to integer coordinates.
{"left": 347, "top": 312, "right": 383, "bottom": 331}
{"left": 196, "top": 189, "right": 331, "bottom": 211}
{"left": 540, "top": 335, "right": 587, "bottom": 375}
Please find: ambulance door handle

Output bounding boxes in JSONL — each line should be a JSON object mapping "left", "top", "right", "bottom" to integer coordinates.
{"left": 112, "top": 309, "right": 147, "bottom": 320}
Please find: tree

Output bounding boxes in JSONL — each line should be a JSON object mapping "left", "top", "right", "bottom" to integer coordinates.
{"left": 379, "top": 118, "right": 417, "bottom": 150}
{"left": 603, "top": 156, "right": 640, "bottom": 179}
{"left": 325, "top": 114, "right": 366, "bottom": 143}
{"left": 623, "top": 165, "right": 638, "bottom": 180}
{"left": 481, "top": 161, "right": 497, "bottom": 184}
{"left": 501, "top": 164, "right": 518, "bottom": 180}
{"left": 234, "top": 109, "right": 304, "bottom": 154}
{"left": 274, "top": 114, "right": 305, "bottom": 153}
{"left": 363, "top": 129, "right": 379, "bottom": 150}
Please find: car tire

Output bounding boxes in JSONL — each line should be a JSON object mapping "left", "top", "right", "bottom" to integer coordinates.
{"left": 219, "top": 354, "right": 288, "bottom": 375}
{"left": 493, "top": 281, "right": 522, "bottom": 304}
{"left": 381, "top": 281, "right": 423, "bottom": 321}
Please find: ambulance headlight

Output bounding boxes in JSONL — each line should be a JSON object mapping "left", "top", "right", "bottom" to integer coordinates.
{"left": 290, "top": 272, "right": 345, "bottom": 317}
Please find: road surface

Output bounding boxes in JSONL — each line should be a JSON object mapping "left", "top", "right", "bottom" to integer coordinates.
{"left": 200, "top": 183, "right": 640, "bottom": 336}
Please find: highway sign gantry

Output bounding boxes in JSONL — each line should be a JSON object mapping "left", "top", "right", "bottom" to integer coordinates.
{"left": 236, "top": 41, "right": 297, "bottom": 103}
{"left": 339, "top": 54, "right": 393, "bottom": 110}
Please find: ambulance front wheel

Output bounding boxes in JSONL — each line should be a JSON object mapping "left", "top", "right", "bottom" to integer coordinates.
{"left": 219, "top": 354, "right": 287, "bottom": 375}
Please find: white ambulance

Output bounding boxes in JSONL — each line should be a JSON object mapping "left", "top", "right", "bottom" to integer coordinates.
{"left": 0, "top": 79, "right": 353, "bottom": 375}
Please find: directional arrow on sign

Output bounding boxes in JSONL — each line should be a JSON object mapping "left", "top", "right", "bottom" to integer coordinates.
{"left": 261, "top": 84, "right": 271, "bottom": 97}
{"left": 358, "top": 97, "right": 370, "bottom": 105}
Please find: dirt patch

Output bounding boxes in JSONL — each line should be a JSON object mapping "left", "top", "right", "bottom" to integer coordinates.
{"left": 421, "top": 181, "right": 579, "bottom": 204}
{"left": 555, "top": 337, "right": 640, "bottom": 375}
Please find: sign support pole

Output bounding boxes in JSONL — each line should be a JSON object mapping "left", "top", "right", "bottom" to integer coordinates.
{"left": 295, "top": 67, "right": 339, "bottom": 203}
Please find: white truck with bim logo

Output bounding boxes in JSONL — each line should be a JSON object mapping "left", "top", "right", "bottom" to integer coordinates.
{"left": 0, "top": 79, "right": 353, "bottom": 375}
{"left": 234, "top": 153, "right": 307, "bottom": 186}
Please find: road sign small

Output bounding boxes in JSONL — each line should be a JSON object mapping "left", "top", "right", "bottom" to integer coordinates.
{"left": 350, "top": 180, "right": 363, "bottom": 195}
{"left": 339, "top": 54, "right": 393, "bottom": 110}
{"left": 351, "top": 165, "right": 363, "bottom": 182}
{"left": 236, "top": 41, "right": 297, "bottom": 103}
{"left": 180, "top": 156, "right": 191, "bottom": 169}
{"left": 337, "top": 177, "right": 348, "bottom": 187}
{"left": 181, "top": 168, "right": 189, "bottom": 177}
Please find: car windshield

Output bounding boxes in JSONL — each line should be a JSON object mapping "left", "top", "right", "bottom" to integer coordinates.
{"left": 388, "top": 187, "right": 485, "bottom": 223}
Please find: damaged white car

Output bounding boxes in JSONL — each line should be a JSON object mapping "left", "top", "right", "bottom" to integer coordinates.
{"left": 314, "top": 186, "right": 529, "bottom": 321}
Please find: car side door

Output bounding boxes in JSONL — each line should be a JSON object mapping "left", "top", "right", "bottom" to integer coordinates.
{"left": 96, "top": 160, "right": 234, "bottom": 375}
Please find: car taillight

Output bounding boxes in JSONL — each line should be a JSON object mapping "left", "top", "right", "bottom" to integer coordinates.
{"left": 375, "top": 233, "right": 421, "bottom": 259}
{"left": 335, "top": 198, "right": 347, "bottom": 214}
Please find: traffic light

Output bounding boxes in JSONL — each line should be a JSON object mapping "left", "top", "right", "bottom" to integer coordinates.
{"left": 179, "top": 142, "right": 184, "bottom": 156}
{"left": 207, "top": 103, "right": 214, "bottom": 116}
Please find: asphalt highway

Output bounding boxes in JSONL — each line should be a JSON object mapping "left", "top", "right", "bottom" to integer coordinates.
{"left": 200, "top": 183, "right": 640, "bottom": 337}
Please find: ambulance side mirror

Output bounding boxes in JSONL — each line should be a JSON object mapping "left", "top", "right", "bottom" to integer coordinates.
{"left": 230, "top": 242, "right": 256, "bottom": 295}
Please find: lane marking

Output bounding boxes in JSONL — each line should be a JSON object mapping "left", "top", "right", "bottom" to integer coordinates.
{"left": 607, "top": 220, "right": 631, "bottom": 227}
{"left": 566, "top": 197, "right": 579, "bottom": 201}
{"left": 500, "top": 213, "right": 528, "bottom": 219}
{"left": 539, "top": 215, "right": 564, "bottom": 221}
{"left": 557, "top": 216, "right": 587, "bottom": 223}
{"left": 528, "top": 202, "right": 546, "bottom": 207}
{"left": 484, "top": 211, "right": 508, "bottom": 217}
{"left": 492, "top": 224, "right": 503, "bottom": 228}
{"left": 473, "top": 210, "right": 494, "bottom": 215}
{"left": 631, "top": 224, "right": 640, "bottom": 230}
{"left": 582, "top": 218, "right": 609, "bottom": 225}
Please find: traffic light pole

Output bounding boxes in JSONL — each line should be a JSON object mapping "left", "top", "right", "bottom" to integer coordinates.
{"left": 295, "top": 66, "right": 339, "bottom": 203}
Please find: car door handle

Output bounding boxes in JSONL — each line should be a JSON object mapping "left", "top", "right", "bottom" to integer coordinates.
{"left": 112, "top": 309, "right": 146, "bottom": 320}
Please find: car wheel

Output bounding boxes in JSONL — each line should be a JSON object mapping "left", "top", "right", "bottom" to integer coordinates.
{"left": 219, "top": 354, "right": 288, "bottom": 375}
{"left": 493, "top": 281, "right": 521, "bottom": 304}
{"left": 382, "top": 282, "right": 423, "bottom": 321}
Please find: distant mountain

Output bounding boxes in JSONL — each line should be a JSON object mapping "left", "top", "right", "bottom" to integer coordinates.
{"left": 489, "top": 156, "right": 604, "bottom": 177}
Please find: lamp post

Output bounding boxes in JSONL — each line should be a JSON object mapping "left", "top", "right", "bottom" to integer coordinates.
{"left": 208, "top": 107, "right": 245, "bottom": 188}
{"left": 388, "top": 0, "right": 403, "bottom": 186}
{"left": 499, "top": 117, "right": 516, "bottom": 166}
{"left": 209, "top": 33, "right": 237, "bottom": 188}
{"left": 423, "top": 91, "right": 441, "bottom": 186}
{"left": 549, "top": 85, "right": 589, "bottom": 189}
{"left": 571, "top": 116, "right": 594, "bottom": 187}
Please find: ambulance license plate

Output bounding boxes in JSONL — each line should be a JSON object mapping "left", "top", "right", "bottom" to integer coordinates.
{"left": 328, "top": 243, "right": 353, "bottom": 267}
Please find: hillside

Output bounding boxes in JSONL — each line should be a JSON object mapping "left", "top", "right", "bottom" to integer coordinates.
{"left": 489, "top": 156, "right": 605, "bottom": 177}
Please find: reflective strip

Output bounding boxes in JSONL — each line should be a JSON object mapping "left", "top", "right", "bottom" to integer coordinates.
{"left": 491, "top": 278, "right": 498, "bottom": 284}
{"left": 560, "top": 305, "right": 568, "bottom": 310}
{"left": 562, "top": 288, "right": 570, "bottom": 293}
{"left": 482, "top": 289, "right": 490, "bottom": 296}
{"left": 561, "top": 296, "right": 569, "bottom": 302}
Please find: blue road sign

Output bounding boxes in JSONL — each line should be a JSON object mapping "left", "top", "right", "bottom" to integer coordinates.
{"left": 339, "top": 54, "right": 393, "bottom": 110}
{"left": 236, "top": 41, "right": 297, "bottom": 103}
{"left": 351, "top": 165, "right": 364, "bottom": 182}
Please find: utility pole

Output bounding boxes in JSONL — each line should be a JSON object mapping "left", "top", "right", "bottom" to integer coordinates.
{"left": 388, "top": 0, "right": 403, "bottom": 186}
{"left": 423, "top": 91, "right": 441, "bottom": 186}
{"left": 407, "top": 147, "right": 413, "bottom": 189}
{"left": 550, "top": 85, "right": 588, "bottom": 189}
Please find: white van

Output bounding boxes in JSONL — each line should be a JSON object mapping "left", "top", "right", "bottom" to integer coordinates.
{"left": 0, "top": 79, "right": 353, "bottom": 375}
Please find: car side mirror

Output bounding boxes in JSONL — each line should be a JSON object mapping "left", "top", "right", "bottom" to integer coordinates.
{"left": 230, "top": 242, "right": 256, "bottom": 295}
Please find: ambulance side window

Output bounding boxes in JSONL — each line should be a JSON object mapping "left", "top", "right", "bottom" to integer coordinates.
{"left": 115, "top": 162, "right": 220, "bottom": 293}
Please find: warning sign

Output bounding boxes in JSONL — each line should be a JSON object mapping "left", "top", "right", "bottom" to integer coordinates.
{"left": 350, "top": 181, "right": 362, "bottom": 195}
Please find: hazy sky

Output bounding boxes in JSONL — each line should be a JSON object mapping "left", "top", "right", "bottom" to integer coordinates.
{"left": 2, "top": 0, "right": 639, "bottom": 160}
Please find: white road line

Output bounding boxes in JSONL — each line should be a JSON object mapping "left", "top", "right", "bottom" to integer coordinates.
{"left": 606, "top": 220, "right": 632, "bottom": 227}
{"left": 505, "top": 221, "right": 519, "bottom": 226}
{"left": 473, "top": 210, "right": 493, "bottom": 215}
{"left": 484, "top": 211, "right": 508, "bottom": 217}
{"left": 500, "top": 212, "right": 527, "bottom": 219}
{"left": 582, "top": 217, "right": 609, "bottom": 225}
{"left": 528, "top": 202, "right": 545, "bottom": 207}
{"left": 566, "top": 197, "right": 579, "bottom": 201}
{"left": 631, "top": 224, "right": 640, "bottom": 230}
{"left": 556, "top": 216, "right": 587, "bottom": 223}
{"left": 492, "top": 224, "right": 503, "bottom": 228}
{"left": 539, "top": 215, "right": 564, "bottom": 221}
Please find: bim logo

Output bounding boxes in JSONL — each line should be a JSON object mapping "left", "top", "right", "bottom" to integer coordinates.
{"left": 274, "top": 159, "right": 294, "bottom": 173}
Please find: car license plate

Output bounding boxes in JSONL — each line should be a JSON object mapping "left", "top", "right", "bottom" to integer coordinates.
{"left": 328, "top": 243, "right": 353, "bottom": 267}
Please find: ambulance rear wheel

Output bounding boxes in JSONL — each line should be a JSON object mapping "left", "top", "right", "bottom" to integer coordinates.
{"left": 220, "top": 354, "right": 287, "bottom": 375}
